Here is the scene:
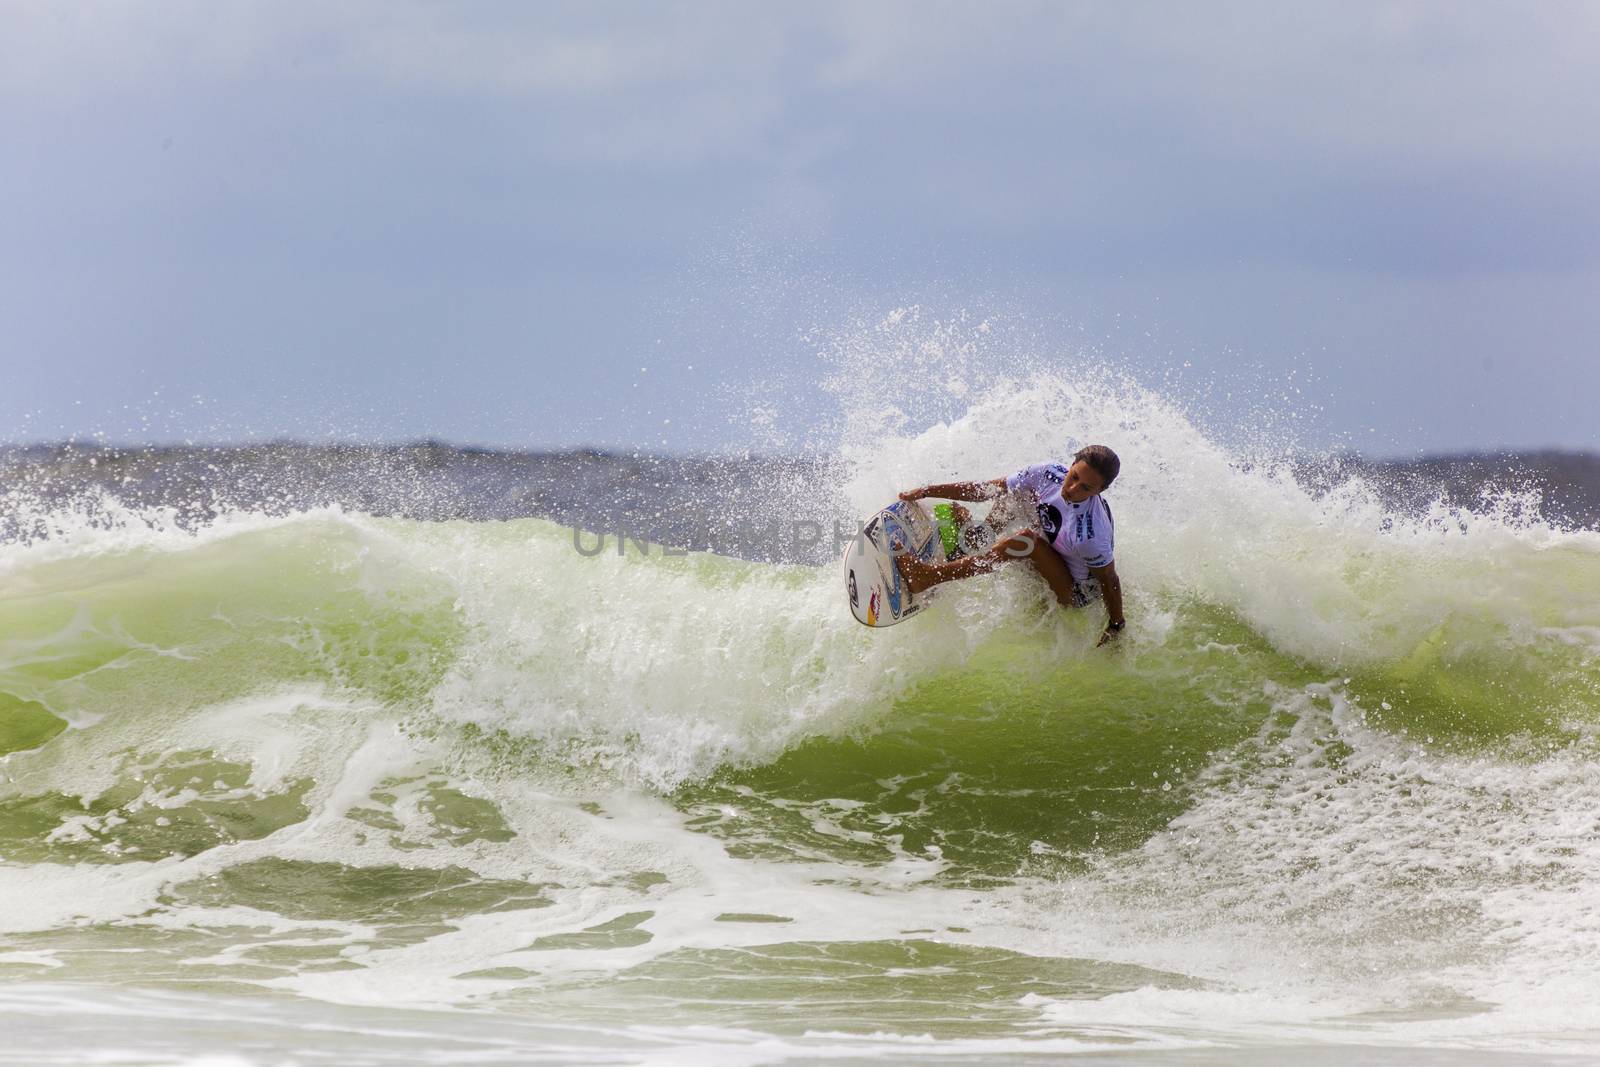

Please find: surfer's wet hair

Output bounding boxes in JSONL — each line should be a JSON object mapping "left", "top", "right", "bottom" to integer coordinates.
{"left": 1074, "top": 444, "right": 1121, "bottom": 490}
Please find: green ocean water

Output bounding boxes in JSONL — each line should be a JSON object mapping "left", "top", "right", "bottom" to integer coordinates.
{"left": 5, "top": 358, "right": 1600, "bottom": 1064}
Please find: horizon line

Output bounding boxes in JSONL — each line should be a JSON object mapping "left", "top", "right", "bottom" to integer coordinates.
{"left": 3, "top": 437, "right": 1597, "bottom": 466}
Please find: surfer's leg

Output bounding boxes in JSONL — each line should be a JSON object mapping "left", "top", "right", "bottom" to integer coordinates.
{"left": 897, "top": 532, "right": 1035, "bottom": 595}
{"left": 900, "top": 531, "right": 1080, "bottom": 607}
{"left": 1017, "top": 533, "right": 1081, "bottom": 609}
{"left": 896, "top": 551, "right": 986, "bottom": 595}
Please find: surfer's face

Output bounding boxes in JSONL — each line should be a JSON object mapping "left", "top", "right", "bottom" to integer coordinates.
{"left": 1062, "top": 460, "right": 1105, "bottom": 503}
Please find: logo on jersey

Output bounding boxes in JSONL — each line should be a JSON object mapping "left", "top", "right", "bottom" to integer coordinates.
{"left": 1043, "top": 464, "right": 1068, "bottom": 485}
{"left": 1039, "top": 502, "right": 1062, "bottom": 541}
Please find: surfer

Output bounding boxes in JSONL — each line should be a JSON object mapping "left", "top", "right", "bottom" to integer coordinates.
{"left": 895, "top": 446, "right": 1126, "bottom": 645}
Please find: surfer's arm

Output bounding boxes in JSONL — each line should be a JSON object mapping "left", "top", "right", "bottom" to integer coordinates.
{"left": 1090, "top": 561, "right": 1125, "bottom": 645}
{"left": 900, "top": 478, "right": 1006, "bottom": 503}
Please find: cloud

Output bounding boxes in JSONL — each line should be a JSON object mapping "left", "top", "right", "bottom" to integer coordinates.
{"left": 8, "top": 2, "right": 1600, "bottom": 173}
{"left": 4, "top": 0, "right": 1598, "bottom": 270}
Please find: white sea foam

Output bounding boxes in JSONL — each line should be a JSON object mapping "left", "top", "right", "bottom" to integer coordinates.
{"left": 4, "top": 320, "right": 1600, "bottom": 1060}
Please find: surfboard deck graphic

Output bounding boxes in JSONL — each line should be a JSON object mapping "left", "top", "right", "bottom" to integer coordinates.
{"left": 842, "top": 500, "right": 939, "bottom": 627}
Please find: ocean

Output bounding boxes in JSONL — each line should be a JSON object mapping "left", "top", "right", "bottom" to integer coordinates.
{"left": 3, "top": 377, "right": 1599, "bottom": 1065}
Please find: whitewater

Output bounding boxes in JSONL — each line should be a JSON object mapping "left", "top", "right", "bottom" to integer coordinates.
{"left": 4, "top": 342, "right": 1600, "bottom": 1064}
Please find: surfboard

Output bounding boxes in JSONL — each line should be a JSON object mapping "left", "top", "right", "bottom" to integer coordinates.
{"left": 843, "top": 500, "right": 942, "bottom": 627}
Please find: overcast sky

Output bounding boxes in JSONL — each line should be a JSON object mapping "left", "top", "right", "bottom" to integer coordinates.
{"left": 4, "top": 1, "right": 1598, "bottom": 455}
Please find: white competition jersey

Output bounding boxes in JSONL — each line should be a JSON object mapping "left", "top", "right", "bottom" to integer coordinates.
{"left": 1005, "top": 462, "right": 1115, "bottom": 583}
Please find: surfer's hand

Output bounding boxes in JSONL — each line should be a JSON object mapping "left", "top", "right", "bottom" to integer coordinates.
{"left": 899, "top": 487, "right": 926, "bottom": 502}
{"left": 1097, "top": 621, "right": 1125, "bottom": 647}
